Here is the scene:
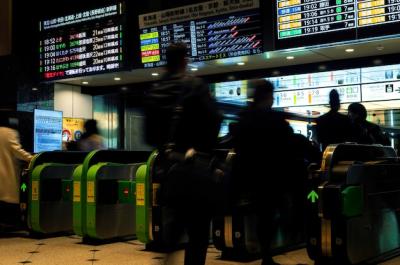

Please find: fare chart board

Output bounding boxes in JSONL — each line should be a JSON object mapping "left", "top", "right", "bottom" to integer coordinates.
{"left": 276, "top": 0, "right": 400, "bottom": 48}
{"left": 139, "top": 0, "right": 263, "bottom": 68}
{"left": 39, "top": 4, "right": 124, "bottom": 80}
{"left": 211, "top": 64, "right": 400, "bottom": 110}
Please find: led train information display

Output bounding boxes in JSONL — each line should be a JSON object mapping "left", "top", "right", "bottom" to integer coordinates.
{"left": 357, "top": 0, "right": 400, "bottom": 28}
{"left": 39, "top": 4, "right": 124, "bottom": 80}
{"left": 139, "top": 0, "right": 262, "bottom": 68}
{"left": 277, "top": 0, "right": 356, "bottom": 39}
{"left": 276, "top": 0, "right": 400, "bottom": 47}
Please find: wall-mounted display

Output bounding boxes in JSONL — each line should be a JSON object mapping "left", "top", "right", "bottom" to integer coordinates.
{"left": 34, "top": 109, "right": 63, "bottom": 153}
{"left": 39, "top": 3, "right": 125, "bottom": 80}
{"left": 139, "top": 0, "right": 263, "bottom": 68}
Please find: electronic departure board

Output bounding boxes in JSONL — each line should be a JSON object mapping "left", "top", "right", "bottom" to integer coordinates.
{"left": 276, "top": 0, "right": 400, "bottom": 48}
{"left": 276, "top": 0, "right": 357, "bottom": 48}
{"left": 39, "top": 4, "right": 124, "bottom": 80}
{"left": 357, "top": 0, "right": 400, "bottom": 38}
{"left": 139, "top": 0, "right": 262, "bottom": 68}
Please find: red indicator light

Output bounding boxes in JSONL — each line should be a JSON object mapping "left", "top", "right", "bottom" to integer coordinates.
{"left": 123, "top": 188, "right": 129, "bottom": 196}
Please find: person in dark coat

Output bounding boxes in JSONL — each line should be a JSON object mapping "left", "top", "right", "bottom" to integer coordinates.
{"left": 315, "top": 89, "right": 354, "bottom": 151}
{"left": 234, "top": 80, "right": 295, "bottom": 265}
{"left": 145, "top": 42, "right": 221, "bottom": 265}
{"left": 348, "top": 102, "right": 390, "bottom": 146}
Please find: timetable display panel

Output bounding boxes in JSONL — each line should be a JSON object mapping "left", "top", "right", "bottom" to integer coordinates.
{"left": 39, "top": 4, "right": 125, "bottom": 80}
{"left": 139, "top": 0, "right": 263, "bottom": 68}
{"left": 276, "top": 0, "right": 357, "bottom": 48}
{"left": 357, "top": 0, "right": 400, "bottom": 38}
{"left": 276, "top": 0, "right": 400, "bottom": 48}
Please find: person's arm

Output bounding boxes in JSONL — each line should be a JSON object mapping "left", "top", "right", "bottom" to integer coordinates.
{"left": 9, "top": 130, "right": 33, "bottom": 162}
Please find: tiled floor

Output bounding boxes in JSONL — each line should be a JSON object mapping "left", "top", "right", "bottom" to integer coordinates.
{"left": 1, "top": 232, "right": 400, "bottom": 265}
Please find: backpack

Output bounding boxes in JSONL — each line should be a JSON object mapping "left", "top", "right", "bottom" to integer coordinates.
{"left": 143, "top": 77, "right": 188, "bottom": 149}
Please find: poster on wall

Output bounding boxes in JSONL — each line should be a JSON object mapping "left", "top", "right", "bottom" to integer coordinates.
{"left": 62, "top": 118, "right": 85, "bottom": 142}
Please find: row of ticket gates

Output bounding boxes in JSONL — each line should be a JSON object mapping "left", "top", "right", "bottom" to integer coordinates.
{"left": 17, "top": 144, "right": 400, "bottom": 264}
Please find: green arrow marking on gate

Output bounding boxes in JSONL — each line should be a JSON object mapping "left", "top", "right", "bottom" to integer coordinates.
{"left": 21, "top": 183, "right": 27, "bottom": 192}
{"left": 307, "top": 190, "right": 319, "bottom": 203}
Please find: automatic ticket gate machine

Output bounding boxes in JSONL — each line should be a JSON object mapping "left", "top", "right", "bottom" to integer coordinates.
{"left": 308, "top": 144, "right": 400, "bottom": 264}
{"left": 135, "top": 151, "right": 167, "bottom": 247}
{"left": 72, "top": 150, "right": 150, "bottom": 240}
{"left": 135, "top": 150, "right": 229, "bottom": 248}
{"left": 28, "top": 151, "right": 88, "bottom": 234}
{"left": 212, "top": 150, "right": 305, "bottom": 259}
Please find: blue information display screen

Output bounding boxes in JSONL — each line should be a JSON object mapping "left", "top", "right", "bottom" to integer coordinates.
{"left": 34, "top": 109, "right": 63, "bottom": 153}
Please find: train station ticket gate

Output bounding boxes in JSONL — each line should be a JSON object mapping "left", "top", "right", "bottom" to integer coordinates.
{"left": 212, "top": 151, "right": 305, "bottom": 259}
{"left": 135, "top": 151, "right": 166, "bottom": 247}
{"left": 308, "top": 144, "right": 400, "bottom": 264}
{"left": 28, "top": 151, "right": 88, "bottom": 234}
{"left": 73, "top": 150, "right": 150, "bottom": 240}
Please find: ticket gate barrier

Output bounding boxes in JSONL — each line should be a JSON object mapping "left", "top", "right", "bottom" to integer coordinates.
{"left": 72, "top": 150, "right": 150, "bottom": 240}
{"left": 28, "top": 151, "right": 88, "bottom": 234}
{"left": 136, "top": 150, "right": 229, "bottom": 249}
{"left": 307, "top": 144, "right": 400, "bottom": 264}
{"left": 212, "top": 151, "right": 305, "bottom": 259}
{"left": 135, "top": 151, "right": 169, "bottom": 247}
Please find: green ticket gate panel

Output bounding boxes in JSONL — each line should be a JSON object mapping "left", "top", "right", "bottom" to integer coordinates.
{"left": 72, "top": 150, "right": 151, "bottom": 239}
{"left": 136, "top": 152, "right": 156, "bottom": 244}
{"left": 307, "top": 144, "right": 400, "bottom": 264}
{"left": 135, "top": 151, "right": 180, "bottom": 247}
{"left": 86, "top": 163, "right": 142, "bottom": 240}
{"left": 28, "top": 151, "right": 88, "bottom": 234}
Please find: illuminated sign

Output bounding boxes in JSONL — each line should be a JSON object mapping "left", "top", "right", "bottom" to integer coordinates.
{"left": 34, "top": 109, "right": 63, "bottom": 153}
{"left": 268, "top": 69, "right": 361, "bottom": 91}
{"left": 139, "top": 0, "right": 262, "bottom": 68}
{"left": 273, "top": 85, "right": 361, "bottom": 108}
{"left": 357, "top": 0, "right": 400, "bottom": 28}
{"left": 39, "top": 4, "right": 124, "bottom": 80}
{"left": 361, "top": 64, "right": 400, "bottom": 83}
{"left": 212, "top": 80, "right": 249, "bottom": 106}
{"left": 362, "top": 81, "right": 400, "bottom": 101}
{"left": 276, "top": 0, "right": 400, "bottom": 47}
{"left": 277, "top": 0, "right": 356, "bottom": 39}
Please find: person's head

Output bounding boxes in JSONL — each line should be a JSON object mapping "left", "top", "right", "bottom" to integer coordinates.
{"left": 166, "top": 42, "right": 188, "bottom": 74}
{"left": 348, "top": 102, "right": 367, "bottom": 123}
{"left": 329, "top": 89, "right": 340, "bottom": 112}
{"left": 84, "top": 119, "right": 99, "bottom": 135}
{"left": 250, "top": 79, "right": 274, "bottom": 109}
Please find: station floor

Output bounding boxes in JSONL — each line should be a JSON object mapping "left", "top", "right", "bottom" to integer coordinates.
{"left": 1, "top": 232, "right": 400, "bottom": 265}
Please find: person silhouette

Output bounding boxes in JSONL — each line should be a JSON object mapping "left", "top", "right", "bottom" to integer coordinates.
{"left": 315, "top": 89, "right": 354, "bottom": 151}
